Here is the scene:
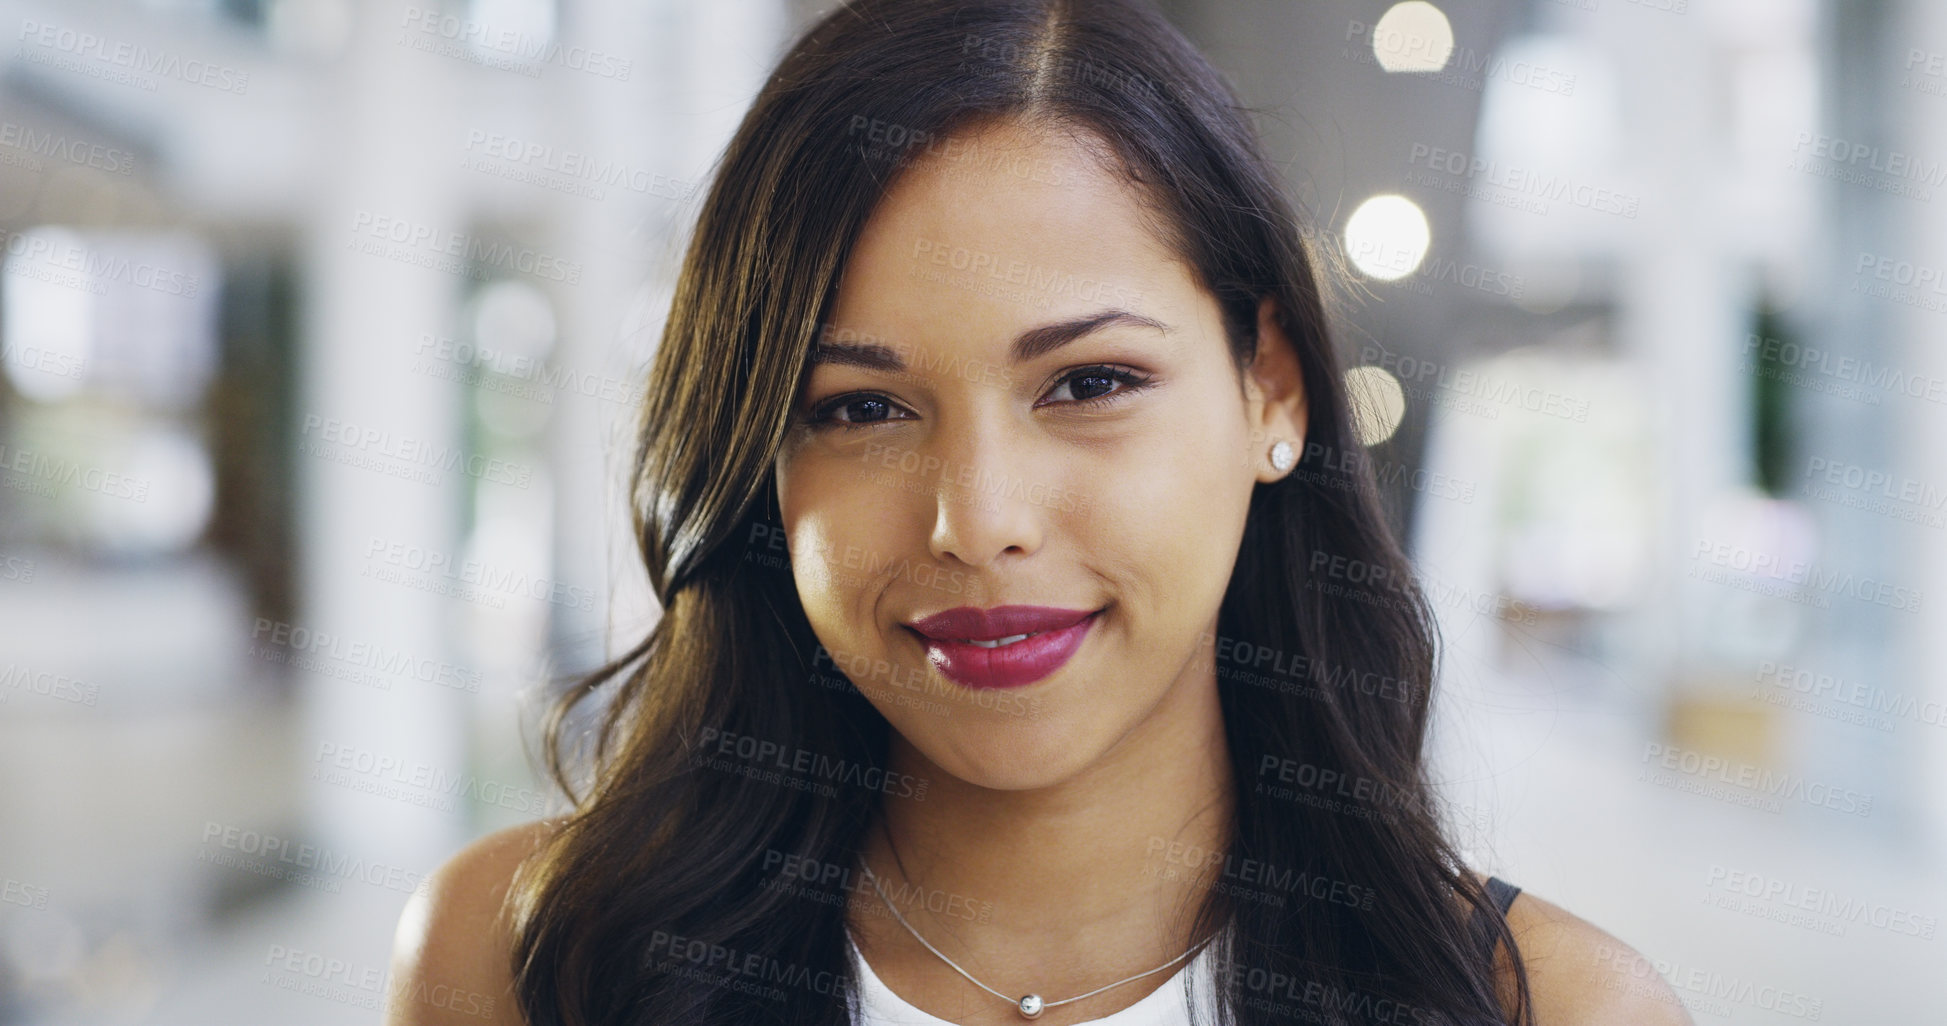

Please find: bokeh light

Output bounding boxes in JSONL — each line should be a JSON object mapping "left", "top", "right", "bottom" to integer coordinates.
{"left": 1345, "top": 365, "right": 1408, "bottom": 446}
{"left": 1343, "top": 194, "right": 1432, "bottom": 281}
{"left": 1372, "top": 2, "right": 1455, "bottom": 74}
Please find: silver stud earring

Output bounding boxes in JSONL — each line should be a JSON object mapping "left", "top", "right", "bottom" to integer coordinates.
{"left": 1269, "top": 439, "right": 1294, "bottom": 473}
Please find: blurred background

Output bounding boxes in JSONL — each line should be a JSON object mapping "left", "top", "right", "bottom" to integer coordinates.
{"left": 0, "top": 0, "right": 1937, "bottom": 1021}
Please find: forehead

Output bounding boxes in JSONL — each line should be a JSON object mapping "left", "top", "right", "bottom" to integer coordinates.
{"left": 827, "top": 119, "right": 1187, "bottom": 350}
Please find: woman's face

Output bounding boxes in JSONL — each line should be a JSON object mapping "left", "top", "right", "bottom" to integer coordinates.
{"left": 774, "top": 118, "right": 1305, "bottom": 791}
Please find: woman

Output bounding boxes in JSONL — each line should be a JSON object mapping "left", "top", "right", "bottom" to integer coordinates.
{"left": 386, "top": 1, "right": 1690, "bottom": 1024}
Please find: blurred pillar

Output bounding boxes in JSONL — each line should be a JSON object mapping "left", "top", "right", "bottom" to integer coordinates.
{"left": 1606, "top": 13, "right": 1752, "bottom": 728}
{"left": 541, "top": 0, "right": 671, "bottom": 681}
{"left": 1886, "top": 0, "right": 1947, "bottom": 860}
{"left": 296, "top": 1, "right": 464, "bottom": 866}
{"left": 544, "top": 0, "right": 792, "bottom": 680}
{"left": 1785, "top": 0, "right": 1909, "bottom": 849}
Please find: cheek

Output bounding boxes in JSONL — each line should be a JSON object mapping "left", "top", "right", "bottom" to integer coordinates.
{"left": 779, "top": 482, "right": 938, "bottom": 718}
{"left": 1086, "top": 390, "right": 1251, "bottom": 560}
{"left": 785, "top": 510, "right": 851, "bottom": 614}
{"left": 1093, "top": 406, "right": 1251, "bottom": 672}
{"left": 779, "top": 465, "right": 899, "bottom": 642}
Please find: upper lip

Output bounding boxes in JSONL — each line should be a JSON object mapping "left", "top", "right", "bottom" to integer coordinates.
{"left": 905, "top": 604, "right": 1098, "bottom": 641}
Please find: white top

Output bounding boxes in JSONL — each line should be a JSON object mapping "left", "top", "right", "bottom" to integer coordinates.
{"left": 847, "top": 932, "right": 1222, "bottom": 1026}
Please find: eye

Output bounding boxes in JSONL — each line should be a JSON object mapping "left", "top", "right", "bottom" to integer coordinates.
{"left": 1039, "top": 364, "right": 1155, "bottom": 409}
{"left": 807, "top": 393, "right": 914, "bottom": 430}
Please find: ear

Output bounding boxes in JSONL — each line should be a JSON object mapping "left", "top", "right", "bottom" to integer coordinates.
{"left": 1242, "top": 294, "right": 1309, "bottom": 482}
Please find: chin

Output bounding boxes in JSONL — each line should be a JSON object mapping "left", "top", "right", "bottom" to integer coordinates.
{"left": 919, "top": 716, "right": 1108, "bottom": 792}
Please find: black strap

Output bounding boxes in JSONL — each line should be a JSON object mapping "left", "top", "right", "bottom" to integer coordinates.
{"left": 1467, "top": 875, "right": 1521, "bottom": 961}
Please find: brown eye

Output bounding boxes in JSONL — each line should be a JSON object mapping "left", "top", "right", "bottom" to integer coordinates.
{"left": 835, "top": 397, "right": 894, "bottom": 422}
{"left": 1041, "top": 365, "right": 1155, "bottom": 408}
{"left": 809, "top": 393, "right": 913, "bottom": 430}
{"left": 1065, "top": 372, "right": 1118, "bottom": 401}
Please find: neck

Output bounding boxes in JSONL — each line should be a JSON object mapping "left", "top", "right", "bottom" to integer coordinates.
{"left": 851, "top": 646, "right": 1235, "bottom": 1006}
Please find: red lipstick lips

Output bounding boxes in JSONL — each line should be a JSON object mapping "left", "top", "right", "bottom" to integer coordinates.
{"left": 904, "top": 604, "right": 1101, "bottom": 690}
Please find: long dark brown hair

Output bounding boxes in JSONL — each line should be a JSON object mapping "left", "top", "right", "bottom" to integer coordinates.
{"left": 506, "top": 1, "right": 1533, "bottom": 1023}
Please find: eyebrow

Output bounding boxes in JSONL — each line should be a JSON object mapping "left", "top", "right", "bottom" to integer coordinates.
{"left": 809, "top": 309, "right": 1170, "bottom": 372}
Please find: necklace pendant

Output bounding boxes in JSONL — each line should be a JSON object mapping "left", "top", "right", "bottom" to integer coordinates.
{"left": 1017, "top": 994, "right": 1044, "bottom": 1018}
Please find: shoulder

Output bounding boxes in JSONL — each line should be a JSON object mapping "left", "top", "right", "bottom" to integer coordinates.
{"left": 1471, "top": 872, "right": 1695, "bottom": 1026}
{"left": 383, "top": 818, "right": 567, "bottom": 1026}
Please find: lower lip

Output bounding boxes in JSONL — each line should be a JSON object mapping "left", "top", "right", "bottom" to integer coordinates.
{"left": 913, "top": 611, "right": 1100, "bottom": 690}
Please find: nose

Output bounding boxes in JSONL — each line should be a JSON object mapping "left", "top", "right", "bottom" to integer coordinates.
{"left": 922, "top": 421, "right": 1047, "bottom": 571}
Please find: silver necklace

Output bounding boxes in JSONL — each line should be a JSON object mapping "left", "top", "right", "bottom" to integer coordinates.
{"left": 858, "top": 863, "right": 1214, "bottom": 1020}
